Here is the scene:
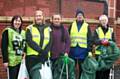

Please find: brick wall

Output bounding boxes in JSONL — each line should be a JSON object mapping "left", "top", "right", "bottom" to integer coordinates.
{"left": 0, "top": 23, "right": 7, "bottom": 78}
{"left": 116, "top": 0, "right": 120, "bottom": 18}
{"left": 61, "top": 0, "right": 103, "bottom": 18}
{"left": 1, "top": 0, "right": 120, "bottom": 18}
{"left": 108, "top": 0, "right": 117, "bottom": 18}
{"left": 0, "top": 56, "right": 7, "bottom": 79}
{"left": 0, "top": 0, "right": 119, "bottom": 78}
{"left": 0, "top": 0, "right": 104, "bottom": 18}
{"left": 116, "top": 24, "right": 120, "bottom": 47}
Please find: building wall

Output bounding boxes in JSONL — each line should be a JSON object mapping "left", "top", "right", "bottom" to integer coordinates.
{"left": 0, "top": 0, "right": 104, "bottom": 18}
{"left": 0, "top": 0, "right": 119, "bottom": 78}
{"left": 1, "top": 0, "right": 119, "bottom": 18}
{"left": 116, "top": 0, "right": 120, "bottom": 18}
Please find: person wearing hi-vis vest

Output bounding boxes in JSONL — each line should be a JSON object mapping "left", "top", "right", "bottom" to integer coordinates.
{"left": 25, "top": 9, "right": 52, "bottom": 79}
{"left": 93, "top": 14, "right": 116, "bottom": 79}
{"left": 69, "top": 9, "right": 92, "bottom": 79}
{"left": 1, "top": 15, "right": 26, "bottom": 79}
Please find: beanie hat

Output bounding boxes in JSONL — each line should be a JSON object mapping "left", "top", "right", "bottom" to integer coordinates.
{"left": 76, "top": 9, "right": 85, "bottom": 17}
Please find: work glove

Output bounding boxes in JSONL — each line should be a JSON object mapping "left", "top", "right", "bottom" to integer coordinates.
{"left": 101, "top": 39, "right": 109, "bottom": 46}
{"left": 39, "top": 50, "right": 49, "bottom": 64}
{"left": 63, "top": 53, "right": 69, "bottom": 64}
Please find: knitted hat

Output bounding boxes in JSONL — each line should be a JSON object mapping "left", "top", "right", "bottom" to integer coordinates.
{"left": 76, "top": 9, "right": 84, "bottom": 17}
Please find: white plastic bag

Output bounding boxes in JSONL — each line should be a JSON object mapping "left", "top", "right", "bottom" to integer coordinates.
{"left": 39, "top": 64, "right": 45, "bottom": 79}
{"left": 39, "top": 61, "right": 53, "bottom": 79}
{"left": 18, "top": 59, "right": 29, "bottom": 79}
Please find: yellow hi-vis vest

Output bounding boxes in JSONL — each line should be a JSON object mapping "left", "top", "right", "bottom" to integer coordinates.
{"left": 5, "top": 28, "right": 25, "bottom": 66}
{"left": 96, "top": 27, "right": 113, "bottom": 40}
{"left": 26, "top": 24, "right": 51, "bottom": 56}
{"left": 95, "top": 27, "right": 113, "bottom": 55}
{"left": 70, "top": 21, "right": 88, "bottom": 48}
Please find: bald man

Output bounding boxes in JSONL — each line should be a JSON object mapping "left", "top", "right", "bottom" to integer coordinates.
{"left": 25, "top": 10, "right": 52, "bottom": 78}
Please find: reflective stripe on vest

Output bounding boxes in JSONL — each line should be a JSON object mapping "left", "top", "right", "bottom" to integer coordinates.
{"left": 95, "top": 27, "right": 113, "bottom": 55}
{"left": 70, "top": 21, "right": 88, "bottom": 48}
{"left": 27, "top": 25, "right": 51, "bottom": 56}
{"left": 7, "top": 28, "right": 25, "bottom": 66}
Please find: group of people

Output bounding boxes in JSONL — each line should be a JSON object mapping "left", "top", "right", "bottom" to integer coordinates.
{"left": 1, "top": 9, "right": 119, "bottom": 79}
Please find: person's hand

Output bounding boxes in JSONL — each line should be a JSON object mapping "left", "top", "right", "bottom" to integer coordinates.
{"left": 64, "top": 53, "right": 68, "bottom": 56}
{"left": 22, "top": 52, "right": 26, "bottom": 59}
{"left": 3, "top": 63, "right": 8, "bottom": 69}
{"left": 101, "top": 39, "right": 109, "bottom": 46}
{"left": 39, "top": 51, "right": 48, "bottom": 63}
{"left": 63, "top": 53, "right": 69, "bottom": 64}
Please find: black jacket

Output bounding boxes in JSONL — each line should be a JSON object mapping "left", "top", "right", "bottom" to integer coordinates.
{"left": 25, "top": 24, "right": 52, "bottom": 72}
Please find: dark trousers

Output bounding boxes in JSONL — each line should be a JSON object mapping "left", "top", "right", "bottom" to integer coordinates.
{"left": 25, "top": 55, "right": 42, "bottom": 79}
{"left": 8, "top": 64, "right": 20, "bottom": 79}
{"left": 96, "top": 69, "right": 110, "bottom": 79}
{"left": 51, "top": 58, "right": 57, "bottom": 75}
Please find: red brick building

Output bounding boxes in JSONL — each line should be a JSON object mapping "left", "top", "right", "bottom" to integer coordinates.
{"left": 0, "top": 0, "right": 120, "bottom": 78}
{"left": 0, "top": 0, "right": 104, "bottom": 18}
